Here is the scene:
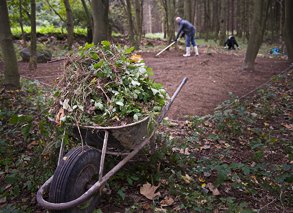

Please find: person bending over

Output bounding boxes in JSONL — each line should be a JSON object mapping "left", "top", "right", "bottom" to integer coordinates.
{"left": 224, "top": 35, "right": 239, "bottom": 50}
{"left": 175, "top": 17, "right": 199, "bottom": 57}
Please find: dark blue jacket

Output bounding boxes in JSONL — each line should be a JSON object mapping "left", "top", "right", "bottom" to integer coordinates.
{"left": 176, "top": 19, "right": 195, "bottom": 40}
{"left": 224, "top": 36, "right": 239, "bottom": 49}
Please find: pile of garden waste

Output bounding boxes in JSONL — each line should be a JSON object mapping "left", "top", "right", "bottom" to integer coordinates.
{"left": 50, "top": 42, "right": 169, "bottom": 127}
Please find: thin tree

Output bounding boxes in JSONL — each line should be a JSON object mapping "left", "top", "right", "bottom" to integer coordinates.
{"left": 231, "top": 0, "right": 235, "bottom": 34}
{"left": 123, "top": 0, "right": 143, "bottom": 48}
{"left": 0, "top": 0, "right": 20, "bottom": 89}
{"left": 243, "top": 0, "right": 271, "bottom": 71}
{"left": 134, "top": 0, "right": 143, "bottom": 48}
{"left": 63, "top": 0, "right": 74, "bottom": 49}
{"left": 81, "top": 0, "right": 93, "bottom": 43}
{"left": 19, "top": 0, "right": 26, "bottom": 46}
{"left": 283, "top": 0, "right": 293, "bottom": 62}
{"left": 167, "top": 0, "right": 175, "bottom": 42}
{"left": 29, "top": 0, "right": 37, "bottom": 70}
{"left": 212, "top": 0, "right": 220, "bottom": 40}
{"left": 203, "top": 0, "right": 211, "bottom": 41}
{"left": 91, "top": 0, "right": 109, "bottom": 44}
{"left": 184, "top": 0, "right": 192, "bottom": 22}
{"left": 159, "top": 0, "right": 168, "bottom": 38}
{"left": 125, "top": 0, "right": 135, "bottom": 47}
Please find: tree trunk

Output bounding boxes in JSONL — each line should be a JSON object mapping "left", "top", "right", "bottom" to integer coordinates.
{"left": 134, "top": 0, "right": 143, "bottom": 48}
{"left": 148, "top": 1, "right": 152, "bottom": 33}
{"left": 167, "top": 0, "right": 175, "bottom": 42}
{"left": 231, "top": 0, "right": 235, "bottom": 34}
{"left": 176, "top": 0, "right": 184, "bottom": 18}
{"left": 91, "top": 0, "right": 109, "bottom": 44}
{"left": 184, "top": 0, "right": 192, "bottom": 22}
{"left": 237, "top": 0, "right": 244, "bottom": 38}
{"left": 63, "top": 0, "right": 74, "bottom": 49}
{"left": 19, "top": 0, "right": 26, "bottom": 46}
{"left": 204, "top": 0, "right": 210, "bottom": 41}
{"left": 283, "top": 0, "right": 293, "bottom": 62}
{"left": 125, "top": 0, "right": 135, "bottom": 46}
{"left": 243, "top": 0, "right": 271, "bottom": 71}
{"left": 212, "top": 0, "right": 220, "bottom": 40}
{"left": 29, "top": 0, "right": 37, "bottom": 71}
{"left": 0, "top": 0, "right": 20, "bottom": 89}
{"left": 81, "top": 0, "right": 93, "bottom": 43}
{"left": 160, "top": 0, "right": 168, "bottom": 38}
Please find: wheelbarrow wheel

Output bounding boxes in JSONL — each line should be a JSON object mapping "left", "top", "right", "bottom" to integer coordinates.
{"left": 49, "top": 146, "right": 101, "bottom": 213}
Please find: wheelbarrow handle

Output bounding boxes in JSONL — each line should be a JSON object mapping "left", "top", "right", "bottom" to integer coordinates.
{"left": 157, "top": 77, "right": 188, "bottom": 123}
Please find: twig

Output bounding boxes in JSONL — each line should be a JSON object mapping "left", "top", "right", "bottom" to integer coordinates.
{"left": 57, "top": 129, "right": 66, "bottom": 166}
{"left": 97, "top": 81, "right": 111, "bottom": 103}
{"left": 45, "top": 0, "right": 65, "bottom": 22}
{"left": 258, "top": 198, "right": 277, "bottom": 212}
{"left": 47, "top": 57, "right": 66, "bottom": 63}
{"left": 21, "top": 76, "right": 52, "bottom": 88}
{"left": 279, "top": 190, "right": 285, "bottom": 213}
{"left": 75, "top": 119, "right": 84, "bottom": 149}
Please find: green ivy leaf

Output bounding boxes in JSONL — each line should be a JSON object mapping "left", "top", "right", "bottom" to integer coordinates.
{"left": 117, "top": 188, "right": 126, "bottom": 200}
{"left": 93, "top": 60, "right": 104, "bottom": 69}
{"left": 151, "top": 88, "right": 159, "bottom": 95}
{"left": 91, "top": 52, "right": 99, "bottom": 60}
{"left": 125, "top": 46, "right": 135, "bottom": 54}
{"left": 131, "top": 80, "right": 140, "bottom": 86}
{"left": 133, "top": 114, "right": 139, "bottom": 121}
{"left": 116, "top": 101, "right": 124, "bottom": 106}
{"left": 101, "top": 40, "right": 111, "bottom": 49}
{"left": 95, "top": 102, "right": 104, "bottom": 110}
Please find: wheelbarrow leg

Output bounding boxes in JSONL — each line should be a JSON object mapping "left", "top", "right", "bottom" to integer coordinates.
{"left": 99, "top": 130, "right": 109, "bottom": 182}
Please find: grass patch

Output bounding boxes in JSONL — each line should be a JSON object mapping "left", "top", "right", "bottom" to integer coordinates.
{"left": 11, "top": 25, "right": 87, "bottom": 37}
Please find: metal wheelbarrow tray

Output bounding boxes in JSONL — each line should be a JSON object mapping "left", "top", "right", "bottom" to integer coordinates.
{"left": 36, "top": 77, "right": 187, "bottom": 212}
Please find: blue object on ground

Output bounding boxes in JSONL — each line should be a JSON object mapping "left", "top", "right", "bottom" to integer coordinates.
{"left": 271, "top": 48, "right": 280, "bottom": 55}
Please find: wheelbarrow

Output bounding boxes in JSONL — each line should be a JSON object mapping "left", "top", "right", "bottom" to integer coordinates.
{"left": 36, "top": 77, "right": 188, "bottom": 212}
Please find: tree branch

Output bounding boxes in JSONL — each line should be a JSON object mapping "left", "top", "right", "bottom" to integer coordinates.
{"left": 45, "top": 0, "right": 65, "bottom": 23}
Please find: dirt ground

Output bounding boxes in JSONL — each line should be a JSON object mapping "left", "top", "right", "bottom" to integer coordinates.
{"left": 1, "top": 48, "right": 289, "bottom": 120}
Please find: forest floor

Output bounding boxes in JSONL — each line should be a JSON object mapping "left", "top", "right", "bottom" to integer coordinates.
{"left": 7, "top": 47, "right": 289, "bottom": 120}
{"left": 0, "top": 45, "right": 292, "bottom": 212}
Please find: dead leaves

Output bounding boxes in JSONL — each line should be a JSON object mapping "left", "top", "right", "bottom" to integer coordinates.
{"left": 172, "top": 147, "right": 190, "bottom": 155}
{"left": 140, "top": 182, "right": 160, "bottom": 200}
{"left": 206, "top": 183, "right": 220, "bottom": 196}
{"left": 27, "top": 140, "right": 39, "bottom": 150}
{"left": 181, "top": 174, "right": 193, "bottom": 184}
{"left": 160, "top": 196, "right": 174, "bottom": 207}
{"left": 282, "top": 123, "right": 293, "bottom": 131}
{"left": 140, "top": 182, "right": 175, "bottom": 209}
{"left": 130, "top": 54, "right": 143, "bottom": 63}
{"left": 55, "top": 108, "right": 65, "bottom": 125}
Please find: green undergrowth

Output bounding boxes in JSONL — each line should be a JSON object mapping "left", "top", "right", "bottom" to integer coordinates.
{"left": 101, "top": 69, "right": 293, "bottom": 212}
{"left": 0, "top": 78, "right": 58, "bottom": 212}
{"left": 0, "top": 68, "right": 292, "bottom": 212}
{"left": 11, "top": 26, "right": 87, "bottom": 38}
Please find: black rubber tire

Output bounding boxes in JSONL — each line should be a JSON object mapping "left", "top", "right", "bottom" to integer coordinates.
{"left": 49, "top": 146, "right": 101, "bottom": 213}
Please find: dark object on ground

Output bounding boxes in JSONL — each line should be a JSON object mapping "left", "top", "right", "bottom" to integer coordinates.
{"left": 224, "top": 36, "right": 239, "bottom": 50}
{"left": 20, "top": 48, "right": 52, "bottom": 63}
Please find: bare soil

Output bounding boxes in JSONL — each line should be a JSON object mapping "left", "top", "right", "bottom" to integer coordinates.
{"left": 1, "top": 48, "right": 289, "bottom": 119}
